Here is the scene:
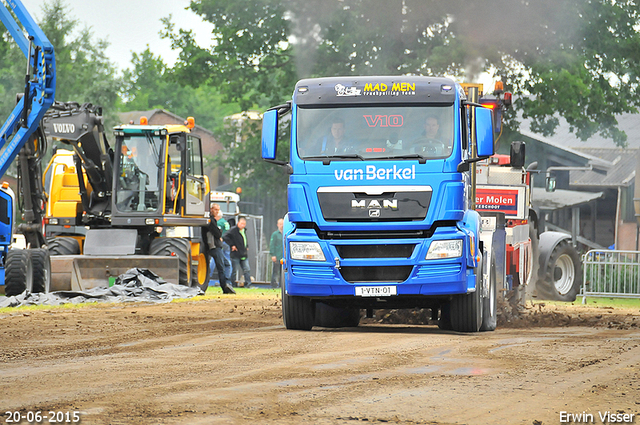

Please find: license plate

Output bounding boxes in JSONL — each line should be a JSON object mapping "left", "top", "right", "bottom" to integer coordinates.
{"left": 355, "top": 285, "right": 397, "bottom": 297}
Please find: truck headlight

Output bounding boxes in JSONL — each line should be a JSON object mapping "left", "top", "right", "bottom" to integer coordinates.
{"left": 426, "top": 239, "right": 463, "bottom": 259}
{"left": 290, "top": 242, "right": 326, "bottom": 261}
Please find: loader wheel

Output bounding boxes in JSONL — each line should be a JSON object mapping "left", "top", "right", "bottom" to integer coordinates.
{"left": 538, "top": 240, "right": 582, "bottom": 302}
{"left": 47, "top": 237, "right": 80, "bottom": 255}
{"left": 282, "top": 284, "right": 315, "bottom": 330}
{"left": 30, "top": 248, "right": 51, "bottom": 293}
{"left": 191, "top": 249, "right": 209, "bottom": 292}
{"left": 149, "top": 238, "right": 191, "bottom": 286}
{"left": 314, "top": 302, "right": 360, "bottom": 328}
{"left": 450, "top": 253, "right": 483, "bottom": 332}
{"left": 4, "top": 250, "right": 33, "bottom": 296}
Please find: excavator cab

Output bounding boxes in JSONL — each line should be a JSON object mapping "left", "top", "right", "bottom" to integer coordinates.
{"left": 42, "top": 108, "right": 212, "bottom": 290}
{"left": 110, "top": 122, "right": 209, "bottom": 223}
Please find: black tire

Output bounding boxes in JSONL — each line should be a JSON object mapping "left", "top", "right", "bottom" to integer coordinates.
{"left": 438, "top": 303, "right": 453, "bottom": 330}
{"left": 450, "top": 253, "right": 483, "bottom": 332}
{"left": 149, "top": 237, "right": 191, "bottom": 286}
{"left": 5, "top": 250, "right": 33, "bottom": 296}
{"left": 30, "top": 248, "right": 51, "bottom": 293}
{"left": 314, "top": 302, "right": 360, "bottom": 328}
{"left": 538, "top": 240, "right": 582, "bottom": 302}
{"left": 47, "top": 237, "right": 80, "bottom": 255}
{"left": 480, "top": 256, "right": 497, "bottom": 331}
{"left": 282, "top": 284, "right": 315, "bottom": 330}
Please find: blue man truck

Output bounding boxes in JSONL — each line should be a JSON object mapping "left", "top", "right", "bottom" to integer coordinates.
{"left": 262, "top": 76, "right": 504, "bottom": 332}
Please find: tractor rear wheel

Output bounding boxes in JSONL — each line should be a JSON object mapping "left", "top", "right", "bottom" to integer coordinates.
{"left": 538, "top": 240, "right": 582, "bottom": 302}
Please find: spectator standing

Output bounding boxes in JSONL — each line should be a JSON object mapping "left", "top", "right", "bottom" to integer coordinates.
{"left": 204, "top": 203, "right": 235, "bottom": 294}
{"left": 223, "top": 216, "right": 252, "bottom": 288}
{"left": 212, "top": 204, "right": 232, "bottom": 282}
{"left": 269, "top": 218, "right": 284, "bottom": 288}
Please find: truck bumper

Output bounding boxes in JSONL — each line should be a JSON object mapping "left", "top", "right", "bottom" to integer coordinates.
{"left": 284, "top": 226, "right": 476, "bottom": 299}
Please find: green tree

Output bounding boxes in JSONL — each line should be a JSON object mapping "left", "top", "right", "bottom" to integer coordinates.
{"left": 162, "top": 0, "right": 640, "bottom": 202}
{"left": 120, "top": 47, "right": 238, "bottom": 132}
{"left": 38, "top": 0, "right": 122, "bottom": 124}
{"left": 166, "top": 0, "right": 640, "bottom": 143}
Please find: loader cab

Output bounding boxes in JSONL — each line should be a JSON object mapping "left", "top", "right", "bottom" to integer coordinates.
{"left": 111, "top": 123, "right": 209, "bottom": 227}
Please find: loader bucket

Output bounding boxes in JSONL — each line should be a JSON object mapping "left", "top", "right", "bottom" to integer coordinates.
{"left": 51, "top": 255, "right": 180, "bottom": 291}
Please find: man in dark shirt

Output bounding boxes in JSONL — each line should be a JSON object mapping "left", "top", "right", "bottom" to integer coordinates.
{"left": 205, "top": 203, "right": 235, "bottom": 294}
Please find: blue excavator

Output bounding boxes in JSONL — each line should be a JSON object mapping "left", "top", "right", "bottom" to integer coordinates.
{"left": 0, "top": 0, "right": 55, "bottom": 294}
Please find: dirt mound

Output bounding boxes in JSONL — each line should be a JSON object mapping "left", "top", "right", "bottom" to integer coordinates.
{"left": 370, "top": 300, "right": 640, "bottom": 330}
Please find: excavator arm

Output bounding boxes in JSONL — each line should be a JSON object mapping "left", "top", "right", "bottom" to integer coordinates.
{"left": 0, "top": 0, "right": 55, "bottom": 177}
{"left": 43, "top": 101, "right": 113, "bottom": 223}
{"left": 0, "top": 0, "right": 55, "bottom": 292}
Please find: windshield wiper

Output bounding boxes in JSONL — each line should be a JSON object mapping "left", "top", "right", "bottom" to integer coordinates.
{"left": 304, "top": 154, "right": 365, "bottom": 165}
{"left": 374, "top": 154, "right": 428, "bottom": 164}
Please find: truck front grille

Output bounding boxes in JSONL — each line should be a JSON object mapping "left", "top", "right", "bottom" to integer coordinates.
{"left": 339, "top": 266, "right": 413, "bottom": 283}
{"left": 336, "top": 244, "right": 415, "bottom": 259}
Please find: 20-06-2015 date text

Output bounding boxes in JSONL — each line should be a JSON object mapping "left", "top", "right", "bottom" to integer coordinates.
{"left": 5, "top": 411, "right": 80, "bottom": 423}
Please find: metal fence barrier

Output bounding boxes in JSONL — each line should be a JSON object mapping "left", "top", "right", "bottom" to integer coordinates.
{"left": 582, "top": 250, "right": 640, "bottom": 302}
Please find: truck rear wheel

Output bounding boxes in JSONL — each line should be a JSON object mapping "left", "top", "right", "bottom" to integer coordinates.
{"left": 480, "top": 256, "right": 497, "bottom": 331}
{"left": 149, "top": 238, "right": 191, "bottom": 286}
{"left": 4, "top": 250, "right": 33, "bottom": 296}
{"left": 450, "top": 253, "right": 483, "bottom": 332}
{"left": 315, "top": 302, "right": 360, "bottom": 328}
{"left": 538, "top": 240, "right": 582, "bottom": 302}
{"left": 282, "top": 285, "right": 315, "bottom": 330}
{"left": 30, "top": 248, "right": 51, "bottom": 293}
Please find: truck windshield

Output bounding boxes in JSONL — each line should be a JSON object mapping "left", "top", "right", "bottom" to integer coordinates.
{"left": 115, "top": 133, "right": 163, "bottom": 213}
{"left": 297, "top": 105, "right": 454, "bottom": 160}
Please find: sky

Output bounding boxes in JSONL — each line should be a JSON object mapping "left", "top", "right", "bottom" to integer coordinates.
{"left": 20, "top": 0, "right": 214, "bottom": 71}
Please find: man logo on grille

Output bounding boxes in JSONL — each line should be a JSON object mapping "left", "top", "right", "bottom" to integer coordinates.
{"left": 369, "top": 209, "right": 381, "bottom": 218}
{"left": 351, "top": 199, "right": 398, "bottom": 209}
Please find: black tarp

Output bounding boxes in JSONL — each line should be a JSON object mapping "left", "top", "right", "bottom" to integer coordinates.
{"left": 0, "top": 268, "right": 203, "bottom": 308}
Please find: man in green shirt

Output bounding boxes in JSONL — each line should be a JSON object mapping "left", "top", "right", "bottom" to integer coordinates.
{"left": 269, "top": 218, "right": 284, "bottom": 288}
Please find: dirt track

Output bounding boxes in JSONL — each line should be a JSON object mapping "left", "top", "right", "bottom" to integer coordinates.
{"left": 1, "top": 291, "right": 639, "bottom": 425}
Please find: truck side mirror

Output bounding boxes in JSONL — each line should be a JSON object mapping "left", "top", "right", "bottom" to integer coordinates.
{"left": 510, "top": 141, "right": 525, "bottom": 168}
{"left": 475, "top": 107, "right": 495, "bottom": 157}
{"left": 545, "top": 175, "right": 556, "bottom": 192}
{"left": 262, "top": 109, "right": 278, "bottom": 160}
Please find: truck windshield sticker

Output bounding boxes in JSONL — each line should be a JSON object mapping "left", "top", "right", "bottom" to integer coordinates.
{"left": 297, "top": 105, "right": 454, "bottom": 161}
{"left": 335, "top": 84, "right": 362, "bottom": 97}
{"left": 363, "top": 82, "right": 416, "bottom": 96}
{"left": 363, "top": 115, "right": 404, "bottom": 128}
{"left": 334, "top": 165, "right": 416, "bottom": 181}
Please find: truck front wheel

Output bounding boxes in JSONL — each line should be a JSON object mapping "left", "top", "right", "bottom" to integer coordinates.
{"left": 450, "top": 253, "right": 483, "bottom": 332}
{"left": 282, "top": 285, "right": 315, "bottom": 330}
